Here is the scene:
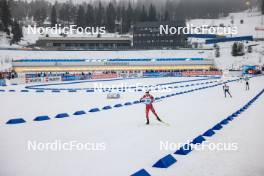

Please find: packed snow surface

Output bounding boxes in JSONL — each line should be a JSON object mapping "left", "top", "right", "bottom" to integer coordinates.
{"left": 0, "top": 75, "right": 264, "bottom": 176}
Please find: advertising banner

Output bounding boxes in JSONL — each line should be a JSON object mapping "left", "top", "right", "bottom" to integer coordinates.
{"left": 91, "top": 73, "right": 118, "bottom": 80}
{"left": 0, "top": 79, "right": 6, "bottom": 86}
{"left": 182, "top": 71, "right": 222, "bottom": 76}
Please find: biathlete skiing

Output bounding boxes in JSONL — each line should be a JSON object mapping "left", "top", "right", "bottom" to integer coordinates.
{"left": 245, "top": 76, "right": 250, "bottom": 91}
{"left": 223, "top": 83, "right": 232, "bottom": 98}
{"left": 140, "top": 91, "right": 163, "bottom": 125}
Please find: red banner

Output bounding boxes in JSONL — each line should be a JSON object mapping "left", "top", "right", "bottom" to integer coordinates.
{"left": 182, "top": 71, "right": 222, "bottom": 76}
{"left": 91, "top": 73, "right": 118, "bottom": 80}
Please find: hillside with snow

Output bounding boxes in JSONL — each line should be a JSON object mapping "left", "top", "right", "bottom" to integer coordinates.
{"left": 1, "top": 10, "right": 264, "bottom": 72}
{"left": 1, "top": 8, "right": 264, "bottom": 176}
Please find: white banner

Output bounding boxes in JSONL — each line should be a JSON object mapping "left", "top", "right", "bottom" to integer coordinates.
{"left": 25, "top": 76, "right": 61, "bottom": 84}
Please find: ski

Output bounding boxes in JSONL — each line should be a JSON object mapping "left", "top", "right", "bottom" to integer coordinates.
{"left": 159, "top": 120, "right": 170, "bottom": 126}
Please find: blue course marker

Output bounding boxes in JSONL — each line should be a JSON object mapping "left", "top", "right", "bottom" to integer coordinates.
{"left": 73, "top": 111, "right": 86, "bottom": 115}
{"left": 133, "top": 100, "right": 140, "bottom": 104}
{"left": 220, "top": 119, "right": 229, "bottom": 125}
{"left": 131, "top": 169, "right": 151, "bottom": 176}
{"left": 203, "top": 129, "right": 215, "bottom": 137}
{"left": 89, "top": 108, "right": 100, "bottom": 112}
{"left": 124, "top": 102, "right": 132, "bottom": 106}
{"left": 191, "top": 135, "right": 206, "bottom": 145}
{"left": 52, "top": 90, "right": 60, "bottom": 93}
{"left": 212, "top": 123, "right": 223, "bottom": 130}
{"left": 36, "top": 90, "right": 44, "bottom": 92}
{"left": 152, "top": 154, "right": 177, "bottom": 168}
{"left": 102, "top": 106, "right": 112, "bottom": 110}
{"left": 69, "top": 89, "right": 77, "bottom": 92}
{"left": 175, "top": 144, "right": 192, "bottom": 155}
{"left": 34, "top": 116, "right": 50, "bottom": 121}
{"left": 114, "top": 104, "right": 123, "bottom": 108}
{"left": 55, "top": 113, "right": 69, "bottom": 118}
{"left": 6, "top": 118, "right": 26, "bottom": 124}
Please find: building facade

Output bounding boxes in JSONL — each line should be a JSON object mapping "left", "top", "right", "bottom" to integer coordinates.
{"left": 133, "top": 21, "right": 187, "bottom": 49}
{"left": 36, "top": 37, "right": 132, "bottom": 50}
{"left": 12, "top": 57, "right": 216, "bottom": 73}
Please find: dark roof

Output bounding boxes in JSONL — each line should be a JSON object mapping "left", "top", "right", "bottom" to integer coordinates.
{"left": 38, "top": 37, "right": 132, "bottom": 41}
{"left": 134, "top": 21, "right": 186, "bottom": 28}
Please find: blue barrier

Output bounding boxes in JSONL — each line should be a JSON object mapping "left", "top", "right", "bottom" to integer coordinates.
{"left": 52, "top": 90, "right": 60, "bottom": 92}
{"left": 0, "top": 89, "right": 5, "bottom": 92}
{"left": 220, "top": 119, "right": 229, "bottom": 125}
{"left": 152, "top": 154, "right": 177, "bottom": 168}
{"left": 34, "top": 116, "right": 50, "bottom": 121}
{"left": 62, "top": 75, "right": 83, "bottom": 81}
{"left": 36, "top": 90, "right": 44, "bottom": 92}
{"left": 89, "top": 108, "right": 100, "bottom": 112}
{"left": 203, "top": 129, "right": 215, "bottom": 137}
{"left": 192, "top": 135, "right": 206, "bottom": 144}
{"left": 114, "top": 104, "right": 123, "bottom": 108}
{"left": 212, "top": 123, "right": 223, "bottom": 130}
{"left": 133, "top": 100, "right": 140, "bottom": 104}
{"left": 103, "top": 106, "right": 112, "bottom": 110}
{"left": 143, "top": 72, "right": 164, "bottom": 77}
{"left": 6, "top": 118, "right": 26, "bottom": 124}
{"left": 231, "top": 113, "right": 238, "bottom": 118}
{"left": 0, "top": 79, "right": 6, "bottom": 86}
{"left": 226, "top": 116, "right": 234, "bottom": 121}
{"left": 206, "top": 35, "right": 253, "bottom": 44}
{"left": 131, "top": 169, "right": 151, "bottom": 176}
{"left": 73, "top": 111, "right": 86, "bottom": 115}
{"left": 175, "top": 144, "right": 192, "bottom": 155}
{"left": 21, "top": 90, "right": 29, "bottom": 92}
{"left": 55, "top": 113, "right": 69, "bottom": 118}
{"left": 125, "top": 102, "right": 132, "bottom": 106}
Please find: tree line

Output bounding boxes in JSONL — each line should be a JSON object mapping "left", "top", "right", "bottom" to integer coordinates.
{"left": 0, "top": 0, "right": 23, "bottom": 45}
{"left": 4, "top": 0, "right": 252, "bottom": 31}
{"left": 40, "top": 1, "right": 161, "bottom": 33}
{"left": 0, "top": 0, "right": 257, "bottom": 44}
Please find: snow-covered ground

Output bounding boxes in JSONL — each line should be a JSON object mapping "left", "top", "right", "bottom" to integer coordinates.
{"left": 0, "top": 42, "right": 263, "bottom": 71}
{"left": 0, "top": 75, "right": 263, "bottom": 176}
{"left": 1, "top": 9, "right": 264, "bottom": 176}
{"left": 189, "top": 10, "right": 264, "bottom": 38}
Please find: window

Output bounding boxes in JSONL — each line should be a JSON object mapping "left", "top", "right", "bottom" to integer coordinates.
{"left": 53, "top": 43, "right": 61, "bottom": 46}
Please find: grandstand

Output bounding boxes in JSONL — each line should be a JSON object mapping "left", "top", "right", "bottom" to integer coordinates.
{"left": 12, "top": 57, "right": 216, "bottom": 73}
